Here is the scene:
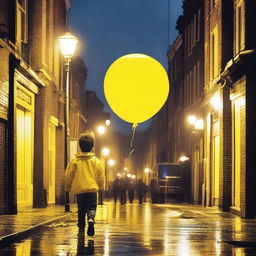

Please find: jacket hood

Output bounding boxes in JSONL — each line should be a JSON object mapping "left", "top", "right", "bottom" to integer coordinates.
{"left": 75, "top": 152, "right": 95, "bottom": 159}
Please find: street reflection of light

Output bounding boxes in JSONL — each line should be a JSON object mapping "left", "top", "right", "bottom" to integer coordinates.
{"left": 104, "top": 231, "right": 110, "bottom": 256}
{"left": 178, "top": 233, "right": 190, "bottom": 256}
{"left": 16, "top": 239, "right": 32, "bottom": 256}
{"left": 143, "top": 204, "right": 151, "bottom": 248}
{"left": 215, "top": 229, "right": 221, "bottom": 256}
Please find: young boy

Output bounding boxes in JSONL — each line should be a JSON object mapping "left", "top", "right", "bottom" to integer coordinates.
{"left": 65, "top": 133, "right": 104, "bottom": 236}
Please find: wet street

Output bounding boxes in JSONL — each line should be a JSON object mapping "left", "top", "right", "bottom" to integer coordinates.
{"left": 1, "top": 202, "right": 256, "bottom": 255}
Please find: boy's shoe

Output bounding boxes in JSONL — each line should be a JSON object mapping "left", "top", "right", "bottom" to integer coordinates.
{"left": 87, "top": 220, "right": 95, "bottom": 236}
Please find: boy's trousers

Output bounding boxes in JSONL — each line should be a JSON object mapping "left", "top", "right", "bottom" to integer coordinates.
{"left": 76, "top": 192, "right": 97, "bottom": 229}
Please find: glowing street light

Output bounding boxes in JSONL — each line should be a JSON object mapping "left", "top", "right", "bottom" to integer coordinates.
{"left": 127, "top": 173, "right": 131, "bottom": 178}
{"left": 108, "top": 159, "right": 115, "bottom": 166}
{"left": 188, "top": 115, "right": 197, "bottom": 125}
{"left": 102, "top": 147, "right": 110, "bottom": 156}
{"left": 58, "top": 31, "right": 78, "bottom": 213}
{"left": 131, "top": 174, "right": 136, "bottom": 179}
{"left": 124, "top": 167, "right": 128, "bottom": 171}
{"left": 179, "top": 155, "right": 190, "bottom": 162}
{"left": 97, "top": 125, "right": 106, "bottom": 135}
{"left": 194, "top": 119, "right": 204, "bottom": 130}
{"left": 105, "top": 119, "right": 111, "bottom": 126}
{"left": 144, "top": 168, "right": 150, "bottom": 173}
{"left": 58, "top": 31, "right": 78, "bottom": 58}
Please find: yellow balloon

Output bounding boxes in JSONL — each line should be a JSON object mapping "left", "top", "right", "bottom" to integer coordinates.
{"left": 104, "top": 53, "right": 170, "bottom": 124}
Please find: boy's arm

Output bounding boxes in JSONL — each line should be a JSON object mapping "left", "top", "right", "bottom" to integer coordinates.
{"left": 64, "top": 160, "right": 76, "bottom": 192}
{"left": 97, "top": 160, "right": 105, "bottom": 190}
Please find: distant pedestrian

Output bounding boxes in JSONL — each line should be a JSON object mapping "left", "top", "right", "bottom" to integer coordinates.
{"left": 119, "top": 177, "right": 128, "bottom": 204}
{"left": 137, "top": 179, "right": 147, "bottom": 204}
{"left": 127, "top": 180, "right": 135, "bottom": 203}
{"left": 65, "top": 133, "right": 104, "bottom": 236}
{"left": 112, "top": 177, "right": 120, "bottom": 204}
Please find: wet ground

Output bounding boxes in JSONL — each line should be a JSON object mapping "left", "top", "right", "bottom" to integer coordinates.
{"left": 1, "top": 202, "right": 256, "bottom": 255}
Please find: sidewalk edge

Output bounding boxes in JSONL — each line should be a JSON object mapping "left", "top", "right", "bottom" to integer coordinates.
{"left": 0, "top": 212, "right": 72, "bottom": 247}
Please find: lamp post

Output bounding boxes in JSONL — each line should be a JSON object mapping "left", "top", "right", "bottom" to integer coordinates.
{"left": 58, "top": 31, "right": 78, "bottom": 212}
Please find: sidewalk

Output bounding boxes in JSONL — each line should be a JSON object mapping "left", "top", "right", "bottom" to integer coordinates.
{"left": 0, "top": 205, "right": 72, "bottom": 246}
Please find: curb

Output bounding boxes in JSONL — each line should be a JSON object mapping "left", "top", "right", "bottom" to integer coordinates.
{"left": 0, "top": 212, "right": 72, "bottom": 247}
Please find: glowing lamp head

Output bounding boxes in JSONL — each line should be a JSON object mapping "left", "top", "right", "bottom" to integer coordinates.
{"left": 144, "top": 168, "right": 150, "bottom": 173}
{"left": 97, "top": 125, "right": 106, "bottom": 135}
{"left": 131, "top": 175, "right": 136, "bottom": 179}
{"left": 108, "top": 159, "right": 115, "bottom": 166}
{"left": 188, "top": 115, "right": 197, "bottom": 125}
{"left": 58, "top": 32, "right": 78, "bottom": 58}
{"left": 102, "top": 147, "right": 110, "bottom": 156}
{"left": 105, "top": 120, "right": 111, "bottom": 126}
{"left": 179, "top": 155, "right": 189, "bottom": 162}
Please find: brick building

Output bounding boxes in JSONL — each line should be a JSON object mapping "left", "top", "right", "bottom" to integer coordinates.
{"left": 136, "top": 0, "right": 256, "bottom": 218}
{"left": 0, "top": 0, "right": 88, "bottom": 214}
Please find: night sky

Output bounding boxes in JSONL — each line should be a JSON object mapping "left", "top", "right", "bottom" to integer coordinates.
{"left": 70, "top": 0, "right": 183, "bottom": 134}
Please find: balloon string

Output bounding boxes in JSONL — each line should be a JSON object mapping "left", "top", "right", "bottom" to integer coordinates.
{"left": 129, "top": 123, "right": 137, "bottom": 157}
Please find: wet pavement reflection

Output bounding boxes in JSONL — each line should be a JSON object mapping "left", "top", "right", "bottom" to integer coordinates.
{"left": 1, "top": 202, "right": 256, "bottom": 255}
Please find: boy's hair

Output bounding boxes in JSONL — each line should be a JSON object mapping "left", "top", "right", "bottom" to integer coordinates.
{"left": 79, "top": 133, "right": 94, "bottom": 152}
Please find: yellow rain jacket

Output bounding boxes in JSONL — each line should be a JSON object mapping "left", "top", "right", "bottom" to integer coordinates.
{"left": 64, "top": 152, "right": 104, "bottom": 194}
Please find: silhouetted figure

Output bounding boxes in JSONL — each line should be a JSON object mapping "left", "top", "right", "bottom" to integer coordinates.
{"left": 137, "top": 179, "right": 147, "bottom": 204}
{"left": 119, "top": 177, "right": 128, "bottom": 204}
{"left": 112, "top": 177, "right": 120, "bottom": 204}
{"left": 127, "top": 180, "right": 135, "bottom": 203}
{"left": 149, "top": 178, "right": 158, "bottom": 203}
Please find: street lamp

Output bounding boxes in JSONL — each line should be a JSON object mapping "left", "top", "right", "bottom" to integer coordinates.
{"left": 105, "top": 119, "right": 111, "bottom": 126}
{"left": 97, "top": 125, "right": 106, "bottom": 135}
{"left": 108, "top": 159, "right": 115, "bottom": 167}
{"left": 58, "top": 31, "right": 78, "bottom": 212}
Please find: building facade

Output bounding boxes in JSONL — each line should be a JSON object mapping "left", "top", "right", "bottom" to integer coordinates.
{"left": 136, "top": 0, "right": 256, "bottom": 218}
{"left": 0, "top": 0, "right": 88, "bottom": 214}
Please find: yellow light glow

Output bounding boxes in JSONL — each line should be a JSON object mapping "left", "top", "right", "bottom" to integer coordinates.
{"left": 188, "top": 115, "right": 197, "bottom": 125}
{"left": 179, "top": 155, "right": 189, "bottom": 162}
{"left": 105, "top": 120, "right": 111, "bottom": 126}
{"left": 108, "top": 159, "right": 115, "bottom": 166}
{"left": 210, "top": 93, "right": 221, "bottom": 111}
{"left": 58, "top": 32, "right": 78, "bottom": 58}
{"left": 127, "top": 173, "right": 131, "bottom": 178}
{"left": 102, "top": 147, "right": 110, "bottom": 156}
{"left": 131, "top": 174, "right": 136, "bottom": 179}
{"left": 144, "top": 168, "right": 150, "bottom": 173}
{"left": 97, "top": 125, "right": 106, "bottom": 135}
{"left": 117, "top": 173, "right": 121, "bottom": 177}
{"left": 124, "top": 167, "right": 128, "bottom": 171}
{"left": 194, "top": 119, "right": 204, "bottom": 130}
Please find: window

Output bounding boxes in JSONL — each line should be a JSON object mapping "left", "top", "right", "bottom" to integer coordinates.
{"left": 210, "top": 27, "right": 219, "bottom": 80}
{"left": 17, "top": 0, "right": 27, "bottom": 43}
{"left": 235, "top": 4, "right": 245, "bottom": 54}
{"left": 197, "top": 9, "right": 201, "bottom": 42}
